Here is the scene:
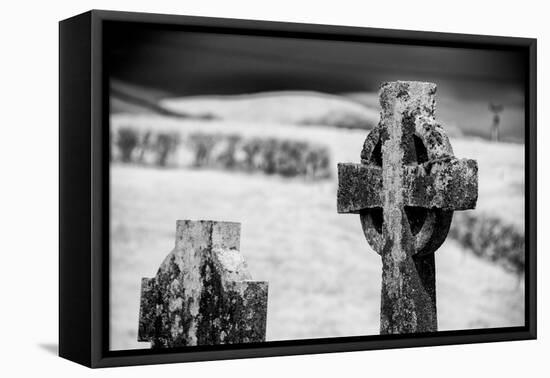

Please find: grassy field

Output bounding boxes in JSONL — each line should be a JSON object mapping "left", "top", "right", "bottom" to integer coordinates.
{"left": 109, "top": 116, "right": 525, "bottom": 350}
{"left": 111, "top": 114, "right": 525, "bottom": 227}
{"left": 112, "top": 83, "right": 524, "bottom": 142}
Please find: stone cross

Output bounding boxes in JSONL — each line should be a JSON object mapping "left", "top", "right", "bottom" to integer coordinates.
{"left": 138, "top": 220, "right": 268, "bottom": 348}
{"left": 337, "top": 81, "right": 478, "bottom": 334}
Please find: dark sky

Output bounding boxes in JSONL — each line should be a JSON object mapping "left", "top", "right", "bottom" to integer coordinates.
{"left": 106, "top": 22, "right": 527, "bottom": 141}
{"left": 106, "top": 23, "right": 525, "bottom": 97}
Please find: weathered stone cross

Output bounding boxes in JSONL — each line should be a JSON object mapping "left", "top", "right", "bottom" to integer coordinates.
{"left": 138, "top": 220, "right": 268, "bottom": 348}
{"left": 337, "top": 81, "right": 478, "bottom": 334}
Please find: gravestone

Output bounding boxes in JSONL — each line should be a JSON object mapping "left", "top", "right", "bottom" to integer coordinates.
{"left": 138, "top": 220, "right": 268, "bottom": 348}
{"left": 337, "top": 81, "right": 478, "bottom": 334}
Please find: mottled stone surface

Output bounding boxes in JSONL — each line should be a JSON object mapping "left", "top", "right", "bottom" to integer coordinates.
{"left": 138, "top": 220, "right": 268, "bottom": 348}
{"left": 404, "top": 158, "right": 478, "bottom": 210}
{"left": 336, "top": 158, "right": 477, "bottom": 213}
{"left": 337, "top": 164, "right": 383, "bottom": 212}
{"left": 337, "top": 81, "right": 478, "bottom": 334}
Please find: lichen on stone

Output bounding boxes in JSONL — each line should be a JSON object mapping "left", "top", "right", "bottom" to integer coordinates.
{"left": 138, "top": 220, "right": 268, "bottom": 348}
{"left": 337, "top": 81, "right": 478, "bottom": 334}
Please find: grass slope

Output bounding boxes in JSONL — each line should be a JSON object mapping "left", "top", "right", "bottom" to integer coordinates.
{"left": 110, "top": 166, "right": 524, "bottom": 351}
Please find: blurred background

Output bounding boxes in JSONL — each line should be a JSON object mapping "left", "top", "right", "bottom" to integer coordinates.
{"left": 107, "top": 23, "right": 526, "bottom": 351}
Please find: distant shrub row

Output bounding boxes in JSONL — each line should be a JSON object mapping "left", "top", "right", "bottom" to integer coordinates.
{"left": 111, "top": 127, "right": 331, "bottom": 180}
{"left": 449, "top": 212, "right": 524, "bottom": 275}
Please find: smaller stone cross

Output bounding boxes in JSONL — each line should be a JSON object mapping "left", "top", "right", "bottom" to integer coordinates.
{"left": 337, "top": 81, "right": 478, "bottom": 334}
{"left": 138, "top": 220, "right": 268, "bottom": 348}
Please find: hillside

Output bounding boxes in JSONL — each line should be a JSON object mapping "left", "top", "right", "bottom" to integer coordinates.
{"left": 111, "top": 81, "right": 525, "bottom": 141}
{"left": 109, "top": 112, "right": 525, "bottom": 350}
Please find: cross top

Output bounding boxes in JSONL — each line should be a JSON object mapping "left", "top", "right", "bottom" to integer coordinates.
{"left": 337, "top": 81, "right": 478, "bottom": 334}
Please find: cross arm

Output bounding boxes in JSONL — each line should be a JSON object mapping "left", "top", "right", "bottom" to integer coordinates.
{"left": 138, "top": 277, "right": 159, "bottom": 342}
{"left": 337, "top": 163, "right": 383, "bottom": 213}
{"left": 404, "top": 158, "right": 478, "bottom": 210}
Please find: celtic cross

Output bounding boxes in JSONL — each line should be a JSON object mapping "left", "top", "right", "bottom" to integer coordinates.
{"left": 337, "top": 81, "right": 478, "bottom": 334}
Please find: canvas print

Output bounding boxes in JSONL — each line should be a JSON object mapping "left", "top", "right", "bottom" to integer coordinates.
{"left": 107, "top": 23, "right": 526, "bottom": 351}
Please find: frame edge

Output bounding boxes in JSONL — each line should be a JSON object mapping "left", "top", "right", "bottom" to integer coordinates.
{"left": 59, "top": 11, "right": 93, "bottom": 368}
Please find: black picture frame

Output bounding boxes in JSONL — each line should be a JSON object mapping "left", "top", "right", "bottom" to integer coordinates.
{"left": 59, "top": 9, "right": 537, "bottom": 368}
